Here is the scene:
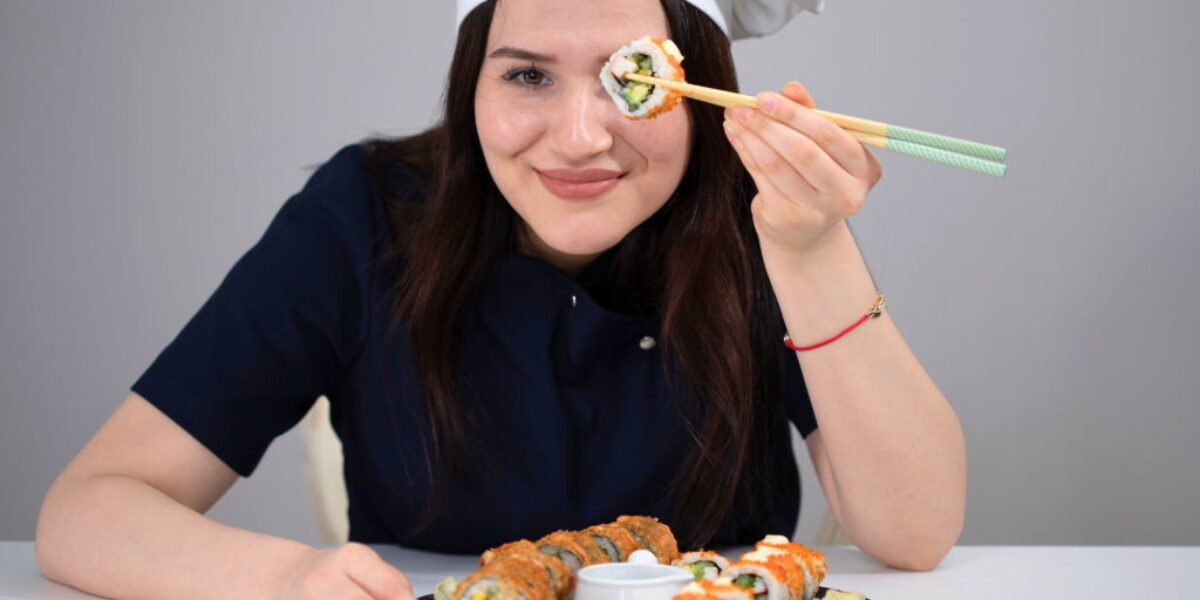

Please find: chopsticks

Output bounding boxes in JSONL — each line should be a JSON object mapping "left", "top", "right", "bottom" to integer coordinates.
{"left": 623, "top": 73, "right": 1007, "bottom": 178}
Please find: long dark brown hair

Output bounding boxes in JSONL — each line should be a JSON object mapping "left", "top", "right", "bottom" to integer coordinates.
{"left": 360, "top": 0, "right": 792, "bottom": 548}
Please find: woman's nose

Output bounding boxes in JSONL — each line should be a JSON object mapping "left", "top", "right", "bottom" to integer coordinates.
{"left": 549, "top": 83, "right": 615, "bottom": 160}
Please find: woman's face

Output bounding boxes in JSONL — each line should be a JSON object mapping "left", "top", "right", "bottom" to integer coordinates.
{"left": 475, "top": 0, "right": 691, "bottom": 275}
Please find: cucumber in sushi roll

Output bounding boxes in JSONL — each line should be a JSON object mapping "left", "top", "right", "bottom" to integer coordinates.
{"left": 753, "top": 535, "right": 828, "bottom": 600}
{"left": 599, "top": 36, "right": 686, "bottom": 120}
{"left": 451, "top": 554, "right": 554, "bottom": 600}
{"left": 568, "top": 530, "right": 613, "bottom": 564}
{"left": 724, "top": 556, "right": 803, "bottom": 600}
{"left": 674, "top": 550, "right": 732, "bottom": 580}
{"left": 583, "top": 523, "right": 642, "bottom": 562}
{"left": 478, "top": 539, "right": 573, "bottom": 597}
{"left": 536, "top": 530, "right": 594, "bottom": 572}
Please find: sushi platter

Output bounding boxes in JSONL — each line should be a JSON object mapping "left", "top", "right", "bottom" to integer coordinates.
{"left": 423, "top": 515, "right": 869, "bottom": 600}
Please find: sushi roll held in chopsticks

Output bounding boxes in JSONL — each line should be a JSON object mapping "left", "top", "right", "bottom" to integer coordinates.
{"left": 599, "top": 36, "right": 686, "bottom": 120}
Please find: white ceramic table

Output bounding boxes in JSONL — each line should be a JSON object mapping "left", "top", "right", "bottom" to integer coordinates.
{"left": 1, "top": 542, "right": 1196, "bottom": 599}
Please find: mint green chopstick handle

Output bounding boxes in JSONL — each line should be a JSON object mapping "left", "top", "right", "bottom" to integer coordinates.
{"left": 884, "top": 138, "right": 1008, "bottom": 177}
{"left": 887, "top": 125, "right": 1008, "bottom": 162}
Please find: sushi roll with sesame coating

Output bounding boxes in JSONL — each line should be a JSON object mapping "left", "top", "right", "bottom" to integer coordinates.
{"left": 536, "top": 530, "right": 595, "bottom": 573}
{"left": 452, "top": 554, "right": 554, "bottom": 600}
{"left": 600, "top": 36, "right": 687, "bottom": 120}
{"left": 494, "top": 554, "right": 556, "bottom": 596}
{"left": 479, "top": 539, "right": 535, "bottom": 566}
{"left": 615, "top": 515, "right": 680, "bottom": 563}
{"left": 478, "top": 539, "right": 573, "bottom": 597}
{"left": 583, "top": 523, "right": 642, "bottom": 562}
{"left": 450, "top": 572, "right": 523, "bottom": 600}
{"left": 568, "top": 530, "right": 613, "bottom": 564}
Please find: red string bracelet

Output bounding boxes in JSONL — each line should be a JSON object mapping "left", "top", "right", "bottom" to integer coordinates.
{"left": 783, "top": 292, "right": 886, "bottom": 352}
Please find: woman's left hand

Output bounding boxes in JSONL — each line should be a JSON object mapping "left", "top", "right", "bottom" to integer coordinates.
{"left": 723, "top": 81, "right": 883, "bottom": 255}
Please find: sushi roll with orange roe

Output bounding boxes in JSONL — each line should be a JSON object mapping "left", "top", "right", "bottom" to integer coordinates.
{"left": 674, "top": 550, "right": 731, "bottom": 580}
{"left": 600, "top": 36, "right": 686, "bottom": 120}
{"left": 724, "top": 552, "right": 804, "bottom": 600}
{"left": 678, "top": 578, "right": 756, "bottom": 600}
{"left": 756, "top": 535, "right": 827, "bottom": 599}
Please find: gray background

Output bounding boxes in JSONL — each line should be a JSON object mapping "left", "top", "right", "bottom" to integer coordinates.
{"left": 2, "top": 0, "right": 1197, "bottom": 547}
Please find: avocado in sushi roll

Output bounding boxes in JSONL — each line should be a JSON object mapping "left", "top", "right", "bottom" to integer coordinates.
{"left": 599, "top": 36, "right": 687, "bottom": 119}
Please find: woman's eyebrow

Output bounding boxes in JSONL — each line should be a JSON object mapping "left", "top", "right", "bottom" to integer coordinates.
{"left": 487, "top": 46, "right": 556, "bottom": 63}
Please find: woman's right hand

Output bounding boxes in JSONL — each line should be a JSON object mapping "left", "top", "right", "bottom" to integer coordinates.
{"left": 37, "top": 394, "right": 420, "bottom": 600}
{"left": 271, "top": 543, "right": 416, "bottom": 600}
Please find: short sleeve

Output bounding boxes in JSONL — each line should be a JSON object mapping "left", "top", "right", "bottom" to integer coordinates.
{"left": 778, "top": 342, "right": 818, "bottom": 438}
{"left": 131, "top": 144, "right": 378, "bottom": 476}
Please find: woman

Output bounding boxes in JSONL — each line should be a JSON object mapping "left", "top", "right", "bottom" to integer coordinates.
{"left": 35, "top": 0, "right": 966, "bottom": 598}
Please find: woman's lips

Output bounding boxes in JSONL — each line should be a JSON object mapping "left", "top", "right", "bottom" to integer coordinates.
{"left": 536, "top": 168, "right": 623, "bottom": 200}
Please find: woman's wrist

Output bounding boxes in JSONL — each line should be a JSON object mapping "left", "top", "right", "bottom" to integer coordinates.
{"left": 758, "top": 220, "right": 880, "bottom": 343}
{"left": 757, "top": 219, "right": 856, "bottom": 275}
{"left": 252, "top": 538, "right": 321, "bottom": 600}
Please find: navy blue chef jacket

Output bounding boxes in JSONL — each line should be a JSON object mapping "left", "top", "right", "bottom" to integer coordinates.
{"left": 132, "top": 143, "right": 818, "bottom": 553}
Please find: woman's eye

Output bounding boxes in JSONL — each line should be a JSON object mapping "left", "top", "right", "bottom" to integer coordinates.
{"left": 504, "top": 67, "right": 550, "bottom": 87}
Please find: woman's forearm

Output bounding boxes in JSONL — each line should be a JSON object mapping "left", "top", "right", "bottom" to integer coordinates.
{"left": 36, "top": 472, "right": 313, "bottom": 600}
{"left": 760, "top": 221, "right": 967, "bottom": 570}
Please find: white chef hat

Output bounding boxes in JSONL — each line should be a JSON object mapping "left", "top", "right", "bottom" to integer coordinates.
{"left": 454, "top": 0, "right": 825, "bottom": 41}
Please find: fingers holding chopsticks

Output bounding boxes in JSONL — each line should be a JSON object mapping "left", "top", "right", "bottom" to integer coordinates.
{"left": 722, "top": 82, "right": 883, "bottom": 252}
{"left": 724, "top": 106, "right": 818, "bottom": 199}
{"left": 627, "top": 71, "right": 1004, "bottom": 175}
{"left": 778, "top": 81, "right": 884, "bottom": 187}
{"left": 780, "top": 81, "right": 816, "bottom": 109}
{"left": 758, "top": 85, "right": 878, "bottom": 185}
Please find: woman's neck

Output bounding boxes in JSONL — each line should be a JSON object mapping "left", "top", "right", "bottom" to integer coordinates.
{"left": 516, "top": 223, "right": 602, "bottom": 277}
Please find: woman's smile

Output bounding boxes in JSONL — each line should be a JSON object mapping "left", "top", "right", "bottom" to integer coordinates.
{"left": 474, "top": 0, "right": 691, "bottom": 268}
{"left": 535, "top": 168, "right": 625, "bottom": 200}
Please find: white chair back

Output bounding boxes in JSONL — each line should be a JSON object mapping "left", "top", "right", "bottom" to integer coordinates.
{"left": 300, "top": 396, "right": 349, "bottom": 545}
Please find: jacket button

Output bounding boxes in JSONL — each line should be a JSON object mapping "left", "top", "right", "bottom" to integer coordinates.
{"left": 639, "top": 336, "right": 656, "bottom": 350}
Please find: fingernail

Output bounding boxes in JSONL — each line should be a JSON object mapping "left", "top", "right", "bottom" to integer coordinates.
{"left": 731, "top": 106, "right": 750, "bottom": 122}
{"left": 757, "top": 93, "right": 776, "bottom": 111}
{"left": 722, "top": 120, "right": 736, "bottom": 138}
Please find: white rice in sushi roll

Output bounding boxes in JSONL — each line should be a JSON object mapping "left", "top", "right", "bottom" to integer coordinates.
{"left": 674, "top": 550, "right": 732, "bottom": 580}
{"left": 722, "top": 561, "right": 790, "bottom": 600}
{"left": 599, "top": 36, "right": 686, "bottom": 119}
